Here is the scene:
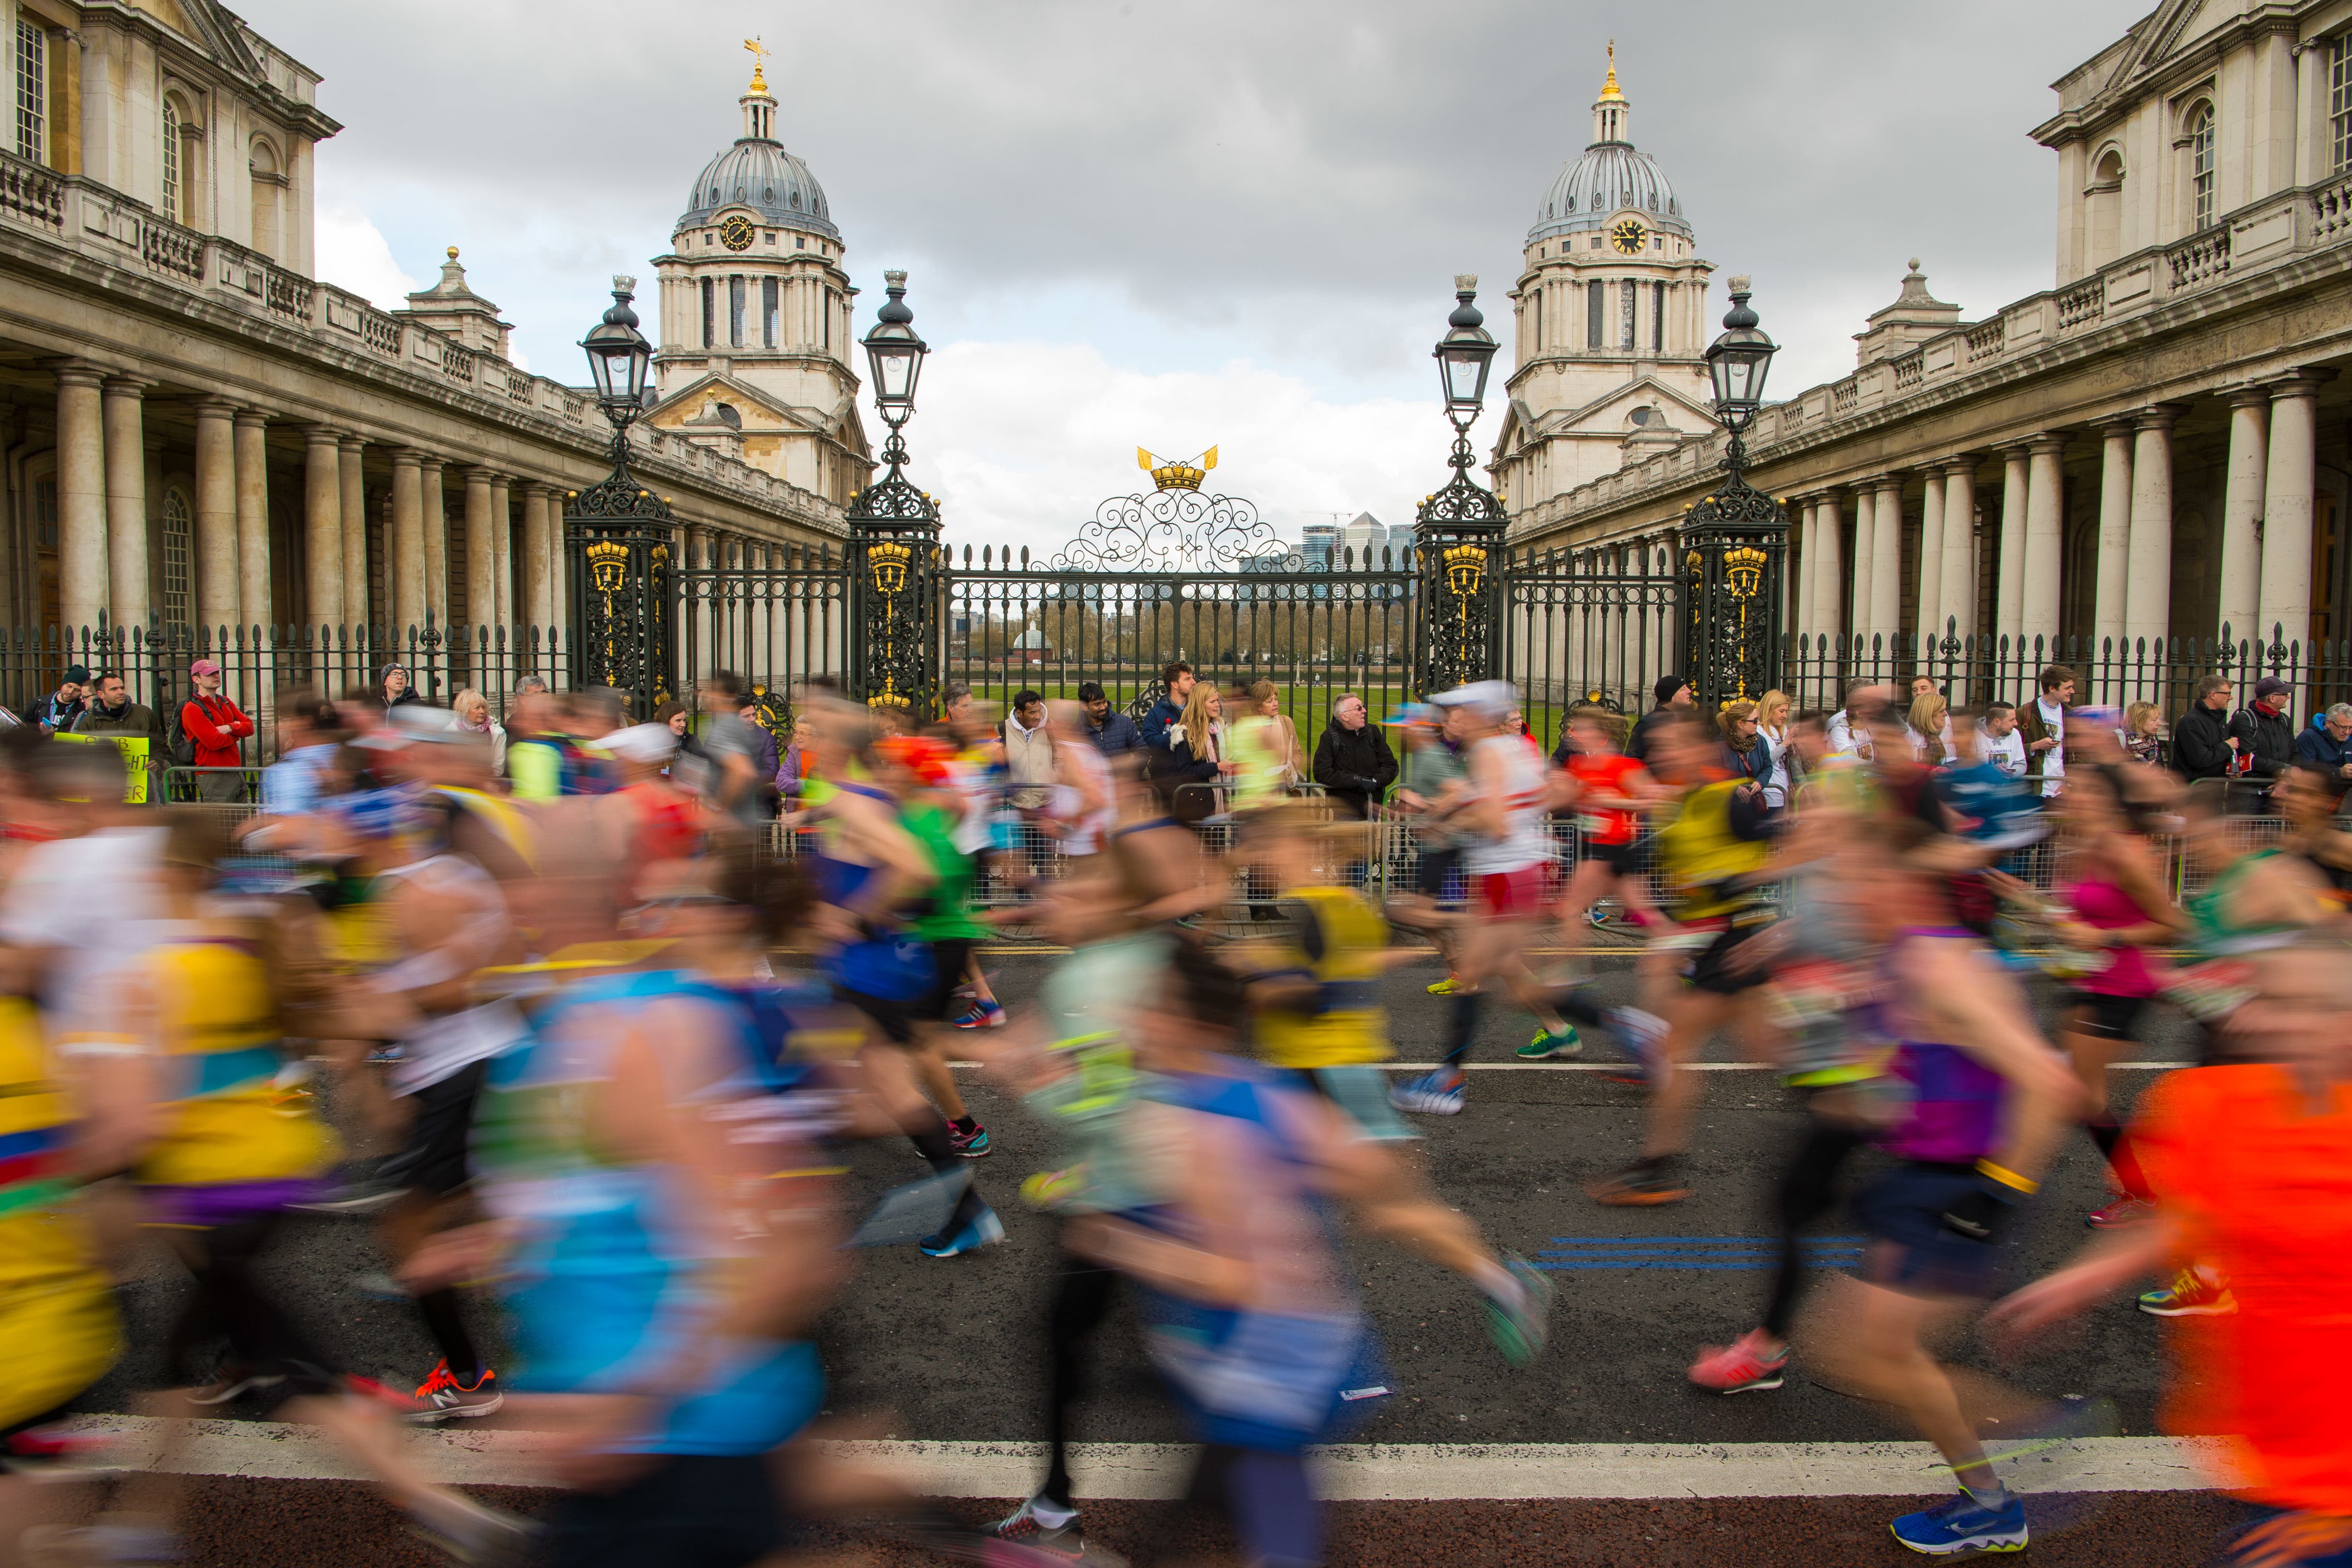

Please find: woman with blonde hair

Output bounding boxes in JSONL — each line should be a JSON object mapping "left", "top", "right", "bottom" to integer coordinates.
{"left": 1905, "top": 691, "right": 1953, "bottom": 764}
{"left": 1159, "top": 683, "right": 1231, "bottom": 823}
{"left": 1755, "top": 689, "right": 1795, "bottom": 807}
{"left": 2120, "top": 701, "right": 2164, "bottom": 767}
{"left": 1229, "top": 679, "right": 1304, "bottom": 810}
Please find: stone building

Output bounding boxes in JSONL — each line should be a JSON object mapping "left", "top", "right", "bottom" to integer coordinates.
{"left": 1502, "top": 1, "right": 2352, "bottom": 699}
{"left": 0, "top": 1, "right": 857, "bottom": 666}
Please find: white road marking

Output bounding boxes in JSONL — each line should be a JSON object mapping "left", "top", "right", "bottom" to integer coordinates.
{"left": 50, "top": 1418, "right": 2230, "bottom": 1500}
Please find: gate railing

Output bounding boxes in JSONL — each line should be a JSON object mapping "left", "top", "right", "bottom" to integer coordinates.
{"left": 1500, "top": 539, "right": 1681, "bottom": 750}
{"left": 0, "top": 620, "right": 564, "bottom": 763}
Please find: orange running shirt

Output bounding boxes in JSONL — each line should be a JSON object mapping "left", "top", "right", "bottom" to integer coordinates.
{"left": 2131, "top": 1063, "right": 2352, "bottom": 1512}
{"left": 1567, "top": 753, "right": 1644, "bottom": 847}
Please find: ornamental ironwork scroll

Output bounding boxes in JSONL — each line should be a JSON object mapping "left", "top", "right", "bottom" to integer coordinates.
{"left": 1677, "top": 461, "right": 1787, "bottom": 706}
{"left": 845, "top": 432, "right": 943, "bottom": 717}
{"left": 1049, "top": 487, "right": 1289, "bottom": 573}
{"left": 1413, "top": 434, "right": 1508, "bottom": 696}
{"left": 564, "top": 428, "right": 677, "bottom": 712}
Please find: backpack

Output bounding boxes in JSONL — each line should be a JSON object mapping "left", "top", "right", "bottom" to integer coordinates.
{"left": 165, "top": 700, "right": 197, "bottom": 767}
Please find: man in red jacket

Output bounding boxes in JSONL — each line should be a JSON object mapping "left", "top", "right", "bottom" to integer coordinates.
{"left": 180, "top": 657, "right": 255, "bottom": 802}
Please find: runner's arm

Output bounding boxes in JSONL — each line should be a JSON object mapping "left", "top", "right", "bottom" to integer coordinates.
{"left": 1910, "top": 942, "right": 2079, "bottom": 1185}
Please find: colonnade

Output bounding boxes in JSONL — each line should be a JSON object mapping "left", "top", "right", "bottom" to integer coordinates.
{"left": 1786, "top": 372, "right": 2330, "bottom": 657}
{"left": 50, "top": 356, "right": 571, "bottom": 640}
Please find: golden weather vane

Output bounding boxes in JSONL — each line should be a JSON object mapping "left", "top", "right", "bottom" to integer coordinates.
{"left": 743, "top": 36, "right": 769, "bottom": 92}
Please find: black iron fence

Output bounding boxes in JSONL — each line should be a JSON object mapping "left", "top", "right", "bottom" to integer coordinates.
{"left": 1784, "top": 620, "right": 2352, "bottom": 722}
{"left": 0, "top": 620, "right": 565, "bottom": 764}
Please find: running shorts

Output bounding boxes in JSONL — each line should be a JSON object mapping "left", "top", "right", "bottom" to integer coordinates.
{"left": 1285, "top": 1065, "right": 1417, "bottom": 1144}
{"left": 841, "top": 937, "right": 976, "bottom": 1044}
{"left": 1687, "top": 922, "right": 1771, "bottom": 996}
{"left": 1414, "top": 846, "right": 1464, "bottom": 902}
{"left": 2063, "top": 990, "right": 2150, "bottom": 1042}
{"left": 377, "top": 1059, "right": 489, "bottom": 1200}
{"left": 0, "top": 1228, "right": 120, "bottom": 1433}
{"left": 1851, "top": 1161, "right": 2007, "bottom": 1299}
{"left": 544, "top": 1452, "right": 794, "bottom": 1568}
{"left": 1477, "top": 866, "right": 1547, "bottom": 920}
{"left": 1581, "top": 839, "right": 1639, "bottom": 878}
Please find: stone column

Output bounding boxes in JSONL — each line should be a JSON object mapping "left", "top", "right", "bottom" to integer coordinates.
{"left": 1793, "top": 494, "right": 1818, "bottom": 642}
{"left": 521, "top": 482, "right": 554, "bottom": 638}
{"left": 338, "top": 436, "right": 367, "bottom": 631}
{"left": 1870, "top": 474, "right": 1904, "bottom": 653}
{"left": 2259, "top": 373, "right": 2332, "bottom": 662}
{"left": 2092, "top": 421, "right": 2133, "bottom": 654}
{"left": 1939, "top": 458, "right": 1977, "bottom": 642}
{"left": 490, "top": 475, "right": 513, "bottom": 632}
{"left": 233, "top": 411, "right": 270, "bottom": 636}
{"left": 2218, "top": 388, "right": 2269, "bottom": 647}
{"left": 420, "top": 459, "right": 448, "bottom": 631}
{"left": 464, "top": 467, "right": 495, "bottom": 637}
{"left": 192, "top": 401, "right": 239, "bottom": 636}
{"left": 302, "top": 427, "right": 343, "bottom": 633}
{"left": 53, "top": 364, "right": 108, "bottom": 632}
{"left": 102, "top": 376, "right": 151, "bottom": 631}
{"left": 1849, "top": 484, "right": 1875, "bottom": 647}
{"left": 1996, "top": 446, "right": 2030, "bottom": 634}
{"left": 2022, "top": 435, "right": 2067, "bottom": 655}
{"left": 390, "top": 450, "right": 425, "bottom": 636}
{"left": 1915, "top": 468, "right": 1946, "bottom": 648}
{"left": 1813, "top": 491, "right": 1844, "bottom": 646}
{"left": 2125, "top": 406, "right": 2179, "bottom": 654}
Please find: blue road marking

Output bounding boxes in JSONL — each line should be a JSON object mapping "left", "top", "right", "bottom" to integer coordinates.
{"left": 1531, "top": 1235, "right": 1865, "bottom": 1271}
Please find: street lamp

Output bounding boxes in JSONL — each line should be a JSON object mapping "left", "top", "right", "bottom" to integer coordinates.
{"left": 580, "top": 274, "right": 653, "bottom": 428}
{"left": 1703, "top": 274, "right": 1779, "bottom": 473}
{"left": 845, "top": 270, "right": 941, "bottom": 717}
{"left": 1414, "top": 275, "right": 1508, "bottom": 697}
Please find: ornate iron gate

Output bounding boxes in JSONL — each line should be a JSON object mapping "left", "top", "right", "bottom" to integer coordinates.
{"left": 1501, "top": 537, "right": 1683, "bottom": 734}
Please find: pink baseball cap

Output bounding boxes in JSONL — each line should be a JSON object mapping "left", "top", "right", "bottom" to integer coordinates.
{"left": 189, "top": 658, "right": 222, "bottom": 678}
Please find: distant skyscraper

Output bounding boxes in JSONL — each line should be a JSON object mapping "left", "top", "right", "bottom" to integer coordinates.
{"left": 1301, "top": 523, "right": 1340, "bottom": 569}
{"left": 1340, "top": 512, "right": 1389, "bottom": 566}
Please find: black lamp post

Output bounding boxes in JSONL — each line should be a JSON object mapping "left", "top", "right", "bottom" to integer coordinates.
{"left": 1680, "top": 274, "right": 1788, "bottom": 703}
{"left": 1415, "top": 274, "right": 1509, "bottom": 696}
{"left": 844, "top": 270, "right": 941, "bottom": 714}
{"left": 565, "top": 274, "right": 674, "bottom": 707}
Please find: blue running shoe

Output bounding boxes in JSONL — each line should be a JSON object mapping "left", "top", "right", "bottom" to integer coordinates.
{"left": 1601, "top": 1006, "right": 1667, "bottom": 1085}
{"left": 1389, "top": 1071, "right": 1464, "bottom": 1116}
{"left": 919, "top": 1206, "right": 1006, "bottom": 1259}
{"left": 1889, "top": 1491, "right": 2028, "bottom": 1555}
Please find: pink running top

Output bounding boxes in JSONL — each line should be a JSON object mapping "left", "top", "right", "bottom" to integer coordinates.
{"left": 2066, "top": 875, "right": 2166, "bottom": 998}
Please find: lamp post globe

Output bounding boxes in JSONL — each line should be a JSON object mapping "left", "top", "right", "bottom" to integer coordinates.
{"left": 580, "top": 274, "right": 653, "bottom": 426}
{"left": 1434, "top": 273, "right": 1498, "bottom": 431}
{"left": 1704, "top": 275, "right": 1777, "bottom": 435}
{"left": 862, "top": 269, "right": 928, "bottom": 431}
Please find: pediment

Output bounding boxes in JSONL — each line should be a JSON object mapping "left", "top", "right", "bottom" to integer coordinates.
{"left": 646, "top": 372, "right": 802, "bottom": 431}
{"left": 1523, "top": 375, "right": 1716, "bottom": 442}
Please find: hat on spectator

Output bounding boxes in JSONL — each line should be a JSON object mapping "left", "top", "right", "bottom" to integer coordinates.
{"left": 2254, "top": 677, "right": 2293, "bottom": 702}
{"left": 189, "top": 658, "right": 222, "bottom": 678}
{"left": 603, "top": 722, "right": 679, "bottom": 766}
{"left": 1654, "top": 674, "right": 1691, "bottom": 704}
{"left": 60, "top": 665, "right": 89, "bottom": 685}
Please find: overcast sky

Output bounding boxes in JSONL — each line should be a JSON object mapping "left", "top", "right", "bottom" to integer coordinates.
{"left": 233, "top": 0, "right": 2141, "bottom": 556}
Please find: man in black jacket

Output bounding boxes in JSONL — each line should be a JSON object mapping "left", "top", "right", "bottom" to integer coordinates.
{"left": 1312, "top": 693, "right": 1397, "bottom": 819}
{"left": 1138, "top": 661, "right": 1195, "bottom": 757}
{"left": 2233, "top": 677, "right": 2298, "bottom": 803}
{"left": 1626, "top": 675, "right": 1693, "bottom": 763}
{"left": 2172, "top": 675, "right": 2238, "bottom": 782}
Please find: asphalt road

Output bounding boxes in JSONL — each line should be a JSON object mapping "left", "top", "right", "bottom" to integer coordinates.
{"left": 75, "top": 951, "right": 2191, "bottom": 1453}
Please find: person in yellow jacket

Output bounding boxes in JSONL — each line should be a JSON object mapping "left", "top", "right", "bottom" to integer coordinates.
{"left": 1587, "top": 711, "right": 1783, "bottom": 1208}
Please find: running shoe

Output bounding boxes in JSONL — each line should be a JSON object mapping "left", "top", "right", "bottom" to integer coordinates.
{"left": 986, "top": 1495, "right": 1128, "bottom": 1566}
{"left": 1584, "top": 1161, "right": 1692, "bottom": 1206}
{"left": 953, "top": 1000, "right": 1007, "bottom": 1029}
{"left": 1687, "top": 1329, "right": 1788, "bottom": 1393}
{"left": 1020, "top": 1166, "right": 1086, "bottom": 1211}
{"left": 3, "top": 1424, "right": 114, "bottom": 1476}
{"left": 1426, "top": 975, "right": 1463, "bottom": 996}
{"left": 19, "top": 1523, "right": 184, "bottom": 1565}
{"left": 187, "top": 1366, "right": 286, "bottom": 1407}
{"left": 948, "top": 1120, "right": 993, "bottom": 1159}
{"left": 409, "top": 1360, "right": 504, "bottom": 1423}
{"left": 291, "top": 1178, "right": 404, "bottom": 1216}
{"left": 1888, "top": 1490, "right": 2028, "bottom": 1555}
{"left": 920, "top": 1205, "right": 1007, "bottom": 1258}
{"left": 1482, "top": 1252, "right": 1556, "bottom": 1366}
{"left": 1586, "top": 906, "right": 1610, "bottom": 928}
{"left": 1389, "top": 1072, "right": 1465, "bottom": 1116}
{"left": 2086, "top": 1194, "right": 2154, "bottom": 1230}
{"left": 2138, "top": 1266, "right": 2236, "bottom": 1316}
{"left": 1601, "top": 1007, "right": 1669, "bottom": 1086}
{"left": 1515, "top": 1026, "right": 1582, "bottom": 1060}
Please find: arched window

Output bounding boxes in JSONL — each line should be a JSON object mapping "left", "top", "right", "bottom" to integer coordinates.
{"left": 2088, "top": 148, "right": 2126, "bottom": 269}
{"left": 248, "top": 137, "right": 281, "bottom": 257}
{"left": 159, "top": 487, "right": 193, "bottom": 631}
{"left": 2187, "top": 102, "right": 2216, "bottom": 230}
{"left": 160, "top": 97, "right": 180, "bottom": 222}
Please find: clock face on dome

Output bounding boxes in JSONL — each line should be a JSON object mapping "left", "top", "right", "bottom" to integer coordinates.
{"left": 720, "top": 215, "right": 755, "bottom": 252}
{"left": 1610, "top": 218, "right": 1648, "bottom": 255}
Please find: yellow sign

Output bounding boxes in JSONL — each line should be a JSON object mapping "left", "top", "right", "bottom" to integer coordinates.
{"left": 55, "top": 732, "right": 149, "bottom": 803}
